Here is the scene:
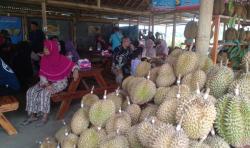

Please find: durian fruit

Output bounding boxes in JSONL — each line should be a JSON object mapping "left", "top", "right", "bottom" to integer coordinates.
{"left": 78, "top": 127, "right": 106, "bottom": 148}
{"left": 156, "top": 63, "right": 176, "bottom": 87}
{"left": 99, "top": 133, "right": 129, "bottom": 148}
{"left": 154, "top": 87, "right": 171, "bottom": 105}
{"left": 55, "top": 125, "right": 70, "bottom": 144}
{"left": 213, "top": 0, "right": 225, "bottom": 15}
{"left": 139, "top": 104, "right": 158, "bottom": 122}
{"left": 238, "top": 28, "right": 247, "bottom": 41}
{"left": 40, "top": 137, "right": 57, "bottom": 148}
{"left": 81, "top": 86, "right": 99, "bottom": 111}
{"left": 189, "top": 140, "right": 210, "bottom": 148}
{"left": 169, "top": 48, "right": 183, "bottom": 57}
{"left": 228, "top": 63, "right": 250, "bottom": 99}
{"left": 225, "top": 28, "right": 238, "bottom": 41}
{"left": 175, "top": 51, "right": 198, "bottom": 77}
{"left": 136, "top": 117, "right": 166, "bottom": 146}
{"left": 184, "top": 21, "right": 198, "bottom": 39}
{"left": 89, "top": 91, "right": 116, "bottom": 127}
{"left": 176, "top": 90, "right": 217, "bottom": 139}
{"left": 215, "top": 87, "right": 250, "bottom": 147}
{"left": 166, "top": 48, "right": 183, "bottom": 66}
{"left": 196, "top": 54, "right": 214, "bottom": 73}
{"left": 126, "top": 125, "right": 143, "bottom": 148}
{"left": 157, "top": 85, "right": 187, "bottom": 124}
{"left": 122, "top": 76, "right": 136, "bottom": 92}
{"left": 127, "top": 77, "right": 144, "bottom": 94}
{"left": 149, "top": 67, "right": 160, "bottom": 83}
{"left": 70, "top": 108, "right": 89, "bottom": 135}
{"left": 241, "top": 52, "right": 250, "bottom": 68}
{"left": 234, "top": 4, "right": 247, "bottom": 19}
{"left": 61, "top": 133, "right": 78, "bottom": 148}
{"left": 125, "top": 100, "right": 141, "bottom": 125}
{"left": 166, "top": 84, "right": 190, "bottom": 98}
{"left": 204, "top": 135, "right": 230, "bottom": 148}
{"left": 135, "top": 61, "right": 151, "bottom": 77}
{"left": 105, "top": 110, "right": 131, "bottom": 135}
{"left": 246, "top": 30, "right": 250, "bottom": 42}
{"left": 182, "top": 70, "right": 207, "bottom": 91}
{"left": 107, "top": 88, "right": 123, "bottom": 112}
{"left": 206, "top": 62, "right": 234, "bottom": 98}
{"left": 130, "top": 76, "right": 156, "bottom": 105}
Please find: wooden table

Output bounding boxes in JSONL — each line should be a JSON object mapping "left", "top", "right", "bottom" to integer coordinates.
{"left": 0, "top": 96, "right": 19, "bottom": 135}
{"left": 51, "top": 68, "right": 117, "bottom": 119}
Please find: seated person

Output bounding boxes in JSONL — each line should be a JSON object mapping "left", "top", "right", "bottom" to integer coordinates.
{"left": 0, "top": 57, "right": 20, "bottom": 96}
{"left": 155, "top": 39, "right": 169, "bottom": 58}
{"left": 131, "top": 48, "right": 143, "bottom": 76}
{"left": 23, "top": 40, "right": 79, "bottom": 126}
{"left": 142, "top": 39, "right": 156, "bottom": 58}
{"left": 96, "top": 35, "right": 109, "bottom": 51}
{"left": 112, "top": 37, "right": 132, "bottom": 84}
{"left": 65, "top": 41, "right": 80, "bottom": 63}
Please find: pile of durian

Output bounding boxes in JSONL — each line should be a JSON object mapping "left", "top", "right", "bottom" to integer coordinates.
{"left": 40, "top": 49, "right": 250, "bottom": 148}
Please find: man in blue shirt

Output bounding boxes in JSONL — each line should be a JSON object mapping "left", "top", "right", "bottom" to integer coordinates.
{"left": 109, "top": 27, "right": 123, "bottom": 51}
{"left": 0, "top": 58, "right": 20, "bottom": 96}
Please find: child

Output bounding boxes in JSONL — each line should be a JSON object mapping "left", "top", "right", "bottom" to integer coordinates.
{"left": 130, "top": 48, "right": 143, "bottom": 76}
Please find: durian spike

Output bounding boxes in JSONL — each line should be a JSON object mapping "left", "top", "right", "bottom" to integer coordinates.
{"left": 211, "top": 127, "right": 215, "bottom": 136}
{"left": 220, "top": 60, "right": 223, "bottom": 67}
{"left": 97, "top": 127, "right": 102, "bottom": 131}
{"left": 204, "top": 88, "right": 210, "bottom": 100}
{"left": 196, "top": 82, "right": 201, "bottom": 95}
{"left": 234, "top": 84, "right": 240, "bottom": 96}
{"left": 118, "top": 108, "right": 122, "bottom": 114}
{"left": 176, "top": 115, "right": 184, "bottom": 131}
{"left": 189, "top": 41, "right": 194, "bottom": 51}
{"left": 246, "top": 61, "right": 249, "bottom": 73}
{"left": 116, "top": 129, "right": 120, "bottom": 135}
{"left": 225, "top": 59, "right": 229, "bottom": 66}
{"left": 199, "top": 135, "right": 208, "bottom": 145}
{"left": 103, "top": 90, "right": 107, "bottom": 100}
{"left": 177, "top": 74, "right": 181, "bottom": 85}
{"left": 176, "top": 85, "right": 181, "bottom": 99}
{"left": 90, "top": 86, "right": 95, "bottom": 94}
{"left": 146, "top": 71, "right": 151, "bottom": 80}
{"left": 126, "top": 96, "right": 131, "bottom": 105}
{"left": 115, "top": 87, "right": 120, "bottom": 96}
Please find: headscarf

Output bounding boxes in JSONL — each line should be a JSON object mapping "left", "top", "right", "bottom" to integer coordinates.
{"left": 39, "top": 40, "right": 75, "bottom": 82}
{"left": 144, "top": 39, "right": 156, "bottom": 58}
{"left": 156, "top": 40, "right": 169, "bottom": 56}
{"left": 65, "top": 41, "right": 80, "bottom": 62}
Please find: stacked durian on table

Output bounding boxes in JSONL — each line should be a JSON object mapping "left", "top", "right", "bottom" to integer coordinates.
{"left": 40, "top": 49, "right": 250, "bottom": 148}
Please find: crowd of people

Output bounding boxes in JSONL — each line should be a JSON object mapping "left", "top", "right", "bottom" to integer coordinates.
{"left": 0, "top": 22, "right": 171, "bottom": 125}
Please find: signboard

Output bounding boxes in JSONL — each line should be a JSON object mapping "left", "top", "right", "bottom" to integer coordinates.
{"left": 0, "top": 16, "right": 22, "bottom": 44}
{"left": 176, "top": 0, "right": 200, "bottom": 10}
{"left": 151, "top": 0, "right": 176, "bottom": 12}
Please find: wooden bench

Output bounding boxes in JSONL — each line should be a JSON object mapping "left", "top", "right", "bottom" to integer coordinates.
{"left": 0, "top": 96, "right": 19, "bottom": 135}
{"left": 52, "top": 68, "right": 117, "bottom": 120}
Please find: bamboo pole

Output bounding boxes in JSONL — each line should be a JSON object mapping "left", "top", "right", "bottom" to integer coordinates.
{"left": 172, "top": 13, "right": 176, "bottom": 48}
{"left": 22, "top": 15, "right": 28, "bottom": 40}
{"left": 152, "top": 15, "right": 154, "bottom": 34}
{"left": 41, "top": 0, "right": 48, "bottom": 37}
{"left": 97, "top": 0, "right": 101, "bottom": 8}
{"left": 196, "top": 0, "right": 214, "bottom": 55}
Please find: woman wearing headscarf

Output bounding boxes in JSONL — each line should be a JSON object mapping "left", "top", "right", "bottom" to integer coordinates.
{"left": 142, "top": 39, "right": 156, "bottom": 58}
{"left": 23, "top": 40, "right": 79, "bottom": 126}
{"left": 155, "top": 39, "right": 169, "bottom": 58}
{"left": 65, "top": 41, "right": 80, "bottom": 63}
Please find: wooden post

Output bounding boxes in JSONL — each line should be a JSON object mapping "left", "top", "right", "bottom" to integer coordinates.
{"left": 196, "top": 0, "right": 214, "bottom": 55}
{"left": 41, "top": 0, "right": 48, "bottom": 37}
{"left": 72, "top": 17, "right": 77, "bottom": 47}
{"left": 152, "top": 15, "right": 154, "bottom": 34}
{"left": 97, "top": 0, "right": 101, "bottom": 8}
{"left": 22, "top": 15, "right": 28, "bottom": 40}
{"left": 172, "top": 13, "right": 176, "bottom": 48}
{"left": 129, "top": 17, "right": 131, "bottom": 26}
{"left": 148, "top": 16, "right": 151, "bottom": 32}
{"left": 211, "top": 15, "right": 220, "bottom": 64}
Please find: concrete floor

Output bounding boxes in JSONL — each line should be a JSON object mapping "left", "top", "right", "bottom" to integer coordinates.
{"left": 0, "top": 95, "right": 80, "bottom": 148}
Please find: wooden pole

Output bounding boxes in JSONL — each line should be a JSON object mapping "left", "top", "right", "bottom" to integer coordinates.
{"left": 22, "top": 15, "right": 28, "bottom": 40}
{"left": 152, "top": 15, "right": 154, "bottom": 34}
{"left": 72, "top": 17, "right": 77, "bottom": 47}
{"left": 211, "top": 15, "right": 220, "bottom": 64}
{"left": 172, "top": 13, "right": 176, "bottom": 48}
{"left": 97, "top": 0, "right": 101, "bottom": 8}
{"left": 41, "top": 0, "right": 48, "bottom": 37}
{"left": 196, "top": 0, "right": 214, "bottom": 55}
{"left": 149, "top": 16, "right": 151, "bottom": 32}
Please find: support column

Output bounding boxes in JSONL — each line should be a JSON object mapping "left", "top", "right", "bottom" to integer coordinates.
{"left": 72, "top": 17, "right": 77, "bottom": 47}
{"left": 97, "top": 0, "right": 101, "bottom": 8}
{"left": 41, "top": 0, "right": 48, "bottom": 38}
{"left": 172, "top": 13, "right": 176, "bottom": 48}
{"left": 148, "top": 16, "right": 151, "bottom": 32}
{"left": 152, "top": 15, "right": 154, "bottom": 34}
{"left": 22, "top": 15, "right": 28, "bottom": 40}
{"left": 211, "top": 16, "right": 220, "bottom": 64}
{"left": 196, "top": 0, "right": 214, "bottom": 55}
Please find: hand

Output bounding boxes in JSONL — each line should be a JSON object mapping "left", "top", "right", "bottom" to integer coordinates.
{"left": 73, "top": 69, "right": 79, "bottom": 81}
{"left": 37, "top": 53, "right": 44, "bottom": 57}
{"left": 46, "top": 85, "right": 53, "bottom": 93}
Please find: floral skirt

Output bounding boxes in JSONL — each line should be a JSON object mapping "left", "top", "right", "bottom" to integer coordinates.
{"left": 26, "top": 79, "right": 68, "bottom": 114}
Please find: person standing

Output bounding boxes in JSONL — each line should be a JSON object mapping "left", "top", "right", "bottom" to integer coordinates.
{"left": 155, "top": 39, "right": 169, "bottom": 58}
{"left": 29, "top": 21, "right": 45, "bottom": 74}
{"left": 109, "top": 27, "right": 123, "bottom": 51}
{"left": 143, "top": 39, "right": 156, "bottom": 58}
{"left": 112, "top": 37, "right": 132, "bottom": 84}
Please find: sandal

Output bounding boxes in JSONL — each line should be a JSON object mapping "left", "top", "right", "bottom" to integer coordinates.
{"left": 20, "top": 116, "right": 39, "bottom": 126}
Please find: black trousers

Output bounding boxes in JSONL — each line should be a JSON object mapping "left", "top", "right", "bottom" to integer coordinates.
{"left": 0, "top": 86, "right": 18, "bottom": 96}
